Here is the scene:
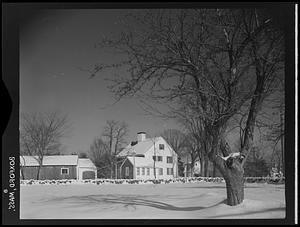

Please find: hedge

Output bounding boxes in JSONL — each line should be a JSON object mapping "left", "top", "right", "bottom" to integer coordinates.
{"left": 20, "top": 176, "right": 285, "bottom": 186}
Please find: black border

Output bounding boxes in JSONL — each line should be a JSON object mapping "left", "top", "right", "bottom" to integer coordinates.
{"left": 2, "top": 2, "right": 297, "bottom": 225}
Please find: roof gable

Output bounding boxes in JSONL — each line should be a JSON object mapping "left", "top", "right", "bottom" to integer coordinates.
{"left": 77, "top": 158, "right": 97, "bottom": 169}
{"left": 118, "top": 137, "right": 163, "bottom": 157}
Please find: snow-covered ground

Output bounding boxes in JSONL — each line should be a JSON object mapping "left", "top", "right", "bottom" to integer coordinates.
{"left": 20, "top": 182, "right": 285, "bottom": 219}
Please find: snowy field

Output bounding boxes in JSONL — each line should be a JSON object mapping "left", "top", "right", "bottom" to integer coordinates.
{"left": 20, "top": 182, "right": 285, "bottom": 219}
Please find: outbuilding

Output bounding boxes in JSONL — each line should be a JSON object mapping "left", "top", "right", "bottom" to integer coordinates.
{"left": 20, "top": 155, "right": 97, "bottom": 180}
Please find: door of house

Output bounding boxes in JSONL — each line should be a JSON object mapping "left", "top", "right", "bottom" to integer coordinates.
{"left": 125, "top": 167, "right": 129, "bottom": 177}
{"left": 82, "top": 171, "right": 95, "bottom": 180}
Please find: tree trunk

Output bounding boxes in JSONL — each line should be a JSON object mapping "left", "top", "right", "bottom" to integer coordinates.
{"left": 190, "top": 154, "right": 195, "bottom": 177}
{"left": 20, "top": 167, "right": 25, "bottom": 180}
{"left": 36, "top": 166, "right": 41, "bottom": 180}
{"left": 241, "top": 72, "right": 265, "bottom": 166}
{"left": 204, "top": 156, "right": 209, "bottom": 177}
{"left": 110, "top": 164, "right": 113, "bottom": 179}
{"left": 209, "top": 132, "right": 245, "bottom": 206}
{"left": 20, "top": 156, "right": 26, "bottom": 180}
{"left": 212, "top": 162, "right": 216, "bottom": 177}
{"left": 224, "top": 164, "right": 244, "bottom": 206}
{"left": 199, "top": 158, "right": 203, "bottom": 176}
{"left": 201, "top": 158, "right": 205, "bottom": 177}
{"left": 213, "top": 156, "right": 245, "bottom": 206}
{"left": 281, "top": 134, "right": 284, "bottom": 176}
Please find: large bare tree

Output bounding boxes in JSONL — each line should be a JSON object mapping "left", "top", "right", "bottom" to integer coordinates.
{"left": 91, "top": 9, "right": 284, "bottom": 205}
{"left": 20, "top": 112, "right": 70, "bottom": 180}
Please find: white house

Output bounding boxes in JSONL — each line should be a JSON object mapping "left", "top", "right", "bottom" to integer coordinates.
{"left": 183, "top": 159, "right": 201, "bottom": 177}
{"left": 117, "top": 132, "right": 178, "bottom": 180}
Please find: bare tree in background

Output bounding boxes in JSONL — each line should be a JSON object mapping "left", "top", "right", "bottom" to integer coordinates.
{"left": 265, "top": 90, "right": 285, "bottom": 175}
{"left": 20, "top": 112, "right": 70, "bottom": 180}
{"left": 91, "top": 9, "right": 284, "bottom": 205}
{"left": 102, "top": 120, "right": 117, "bottom": 156}
{"left": 183, "top": 135, "right": 201, "bottom": 177}
{"left": 174, "top": 96, "right": 212, "bottom": 177}
{"left": 101, "top": 120, "right": 129, "bottom": 178}
{"left": 89, "top": 137, "right": 111, "bottom": 178}
{"left": 160, "top": 129, "right": 186, "bottom": 177}
{"left": 160, "top": 129, "right": 186, "bottom": 155}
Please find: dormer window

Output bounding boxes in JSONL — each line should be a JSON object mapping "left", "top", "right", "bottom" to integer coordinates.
{"left": 131, "top": 141, "right": 138, "bottom": 146}
{"left": 159, "top": 144, "right": 164, "bottom": 150}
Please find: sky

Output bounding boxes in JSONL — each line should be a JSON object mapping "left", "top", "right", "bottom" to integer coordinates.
{"left": 19, "top": 8, "right": 283, "bottom": 160}
{"left": 20, "top": 9, "right": 179, "bottom": 154}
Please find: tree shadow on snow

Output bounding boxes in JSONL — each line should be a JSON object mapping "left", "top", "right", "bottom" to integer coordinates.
{"left": 48, "top": 194, "right": 227, "bottom": 212}
{"left": 97, "top": 197, "right": 227, "bottom": 211}
{"left": 183, "top": 186, "right": 226, "bottom": 189}
{"left": 208, "top": 207, "right": 285, "bottom": 218}
{"left": 186, "top": 185, "right": 266, "bottom": 189}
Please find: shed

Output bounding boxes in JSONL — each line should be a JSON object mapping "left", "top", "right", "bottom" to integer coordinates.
{"left": 77, "top": 158, "right": 97, "bottom": 180}
{"left": 20, "top": 155, "right": 97, "bottom": 180}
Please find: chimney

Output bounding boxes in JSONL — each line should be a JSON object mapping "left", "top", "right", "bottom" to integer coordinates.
{"left": 137, "top": 132, "right": 146, "bottom": 142}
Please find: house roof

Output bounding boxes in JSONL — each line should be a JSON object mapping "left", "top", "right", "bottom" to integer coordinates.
{"left": 20, "top": 155, "right": 79, "bottom": 166}
{"left": 127, "top": 156, "right": 154, "bottom": 168}
{"left": 118, "top": 137, "right": 162, "bottom": 157}
{"left": 78, "top": 158, "right": 97, "bottom": 169}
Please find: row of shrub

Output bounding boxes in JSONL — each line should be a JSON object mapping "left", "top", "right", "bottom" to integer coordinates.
{"left": 20, "top": 176, "right": 284, "bottom": 186}
{"left": 244, "top": 176, "right": 285, "bottom": 184}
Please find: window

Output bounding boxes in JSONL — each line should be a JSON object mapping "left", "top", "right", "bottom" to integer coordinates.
{"left": 142, "top": 167, "right": 145, "bottom": 175}
{"left": 125, "top": 167, "right": 129, "bottom": 176}
{"left": 159, "top": 168, "right": 163, "bottom": 175}
{"left": 61, "top": 168, "right": 69, "bottom": 175}
{"left": 159, "top": 144, "right": 164, "bottom": 150}
{"left": 167, "top": 156, "right": 173, "bottom": 163}
{"left": 137, "top": 167, "right": 140, "bottom": 175}
{"left": 147, "top": 168, "right": 150, "bottom": 175}
{"left": 167, "top": 168, "right": 173, "bottom": 175}
{"left": 153, "top": 156, "right": 162, "bottom": 162}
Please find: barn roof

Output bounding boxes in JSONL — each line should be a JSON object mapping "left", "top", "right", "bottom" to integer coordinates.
{"left": 20, "top": 155, "right": 79, "bottom": 166}
{"left": 127, "top": 156, "right": 154, "bottom": 168}
{"left": 20, "top": 156, "right": 40, "bottom": 167}
{"left": 78, "top": 158, "right": 97, "bottom": 169}
{"left": 118, "top": 137, "right": 162, "bottom": 157}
